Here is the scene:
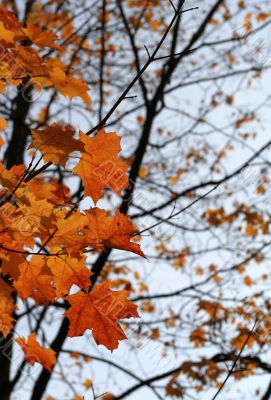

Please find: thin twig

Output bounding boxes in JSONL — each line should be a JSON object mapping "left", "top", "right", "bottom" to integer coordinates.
{"left": 211, "top": 319, "right": 258, "bottom": 400}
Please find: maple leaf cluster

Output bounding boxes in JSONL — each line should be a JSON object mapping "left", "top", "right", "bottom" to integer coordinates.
{"left": 0, "top": 6, "right": 144, "bottom": 372}
{"left": 0, "top": 5, "right": 90, "bottom": 122}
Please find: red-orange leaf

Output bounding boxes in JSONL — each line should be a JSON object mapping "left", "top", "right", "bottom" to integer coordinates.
{"left": 65, "top": 282, "right": 139, "bottom": 351}
{"left": 73, "top": 129, "right": 128, "bottom": 203}
{"left": 16, "top": 332, "right": 56, "bottom": 372}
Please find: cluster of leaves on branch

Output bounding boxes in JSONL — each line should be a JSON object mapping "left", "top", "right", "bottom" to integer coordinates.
{"left": 0, "top": 4, "right": 145, "bottom": 371}
{"left": 0, "top": 5, "right": 90, "bottom": 109}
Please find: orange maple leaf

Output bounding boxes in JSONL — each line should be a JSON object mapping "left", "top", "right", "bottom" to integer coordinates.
{"left": 65, "top": 282, "right": 139, "bottom": 351}
{"left": 47, "top": 255, "right": 92, "bottom": 297}
{"left": 49, "top": 211, "right": 89, "bottom": 256}
{"left": 0, "top": 162, "right": 25, "bottom": 191}
{"left": 83, "top": 208, "right": 145, "bottom": 257}
{"left": 0, "top": 81, "right": 5, "bottom": 94}
{"left": 0, "top": 117, "right": 7, "bottom": 130}
{"left": 16, "top": 332, "right": 56, "bottom": 372}
{"left": 30, "top": 124, "right": 83, "bottom": 167}
{"left": 0, "top": 20, "right": 15, "bottom": 43}
{"left": 27, "top": 177, "right": 71, "bottom": 205}
{"left": 73, "top": 129, "right": 128, "bottom": 203}
{"left": 14, "top": 256, "right": 55, "bottom": 305}
{"left": 8, "top": 192, "right": 55, "bottom": 248}
{"left": 0, "top": 277, "right": 15, "bottom": 337}
{"left": 23, "top": 22, "right": 60, "bottom": 49}
{"left": 1, "top": 252, "right": 25, "bottom": 280}
{"left": 0, "top": 6, "right": 21, "bottom": 32}
{"left": 45, "top": 58, "right": 91, "bottom": 103}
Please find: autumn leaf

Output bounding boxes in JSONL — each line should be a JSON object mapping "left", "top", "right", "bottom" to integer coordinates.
{"left": 45, "top": 58, "right": 91, "bottom": 103}
{"left": 47, "top": 255, "right": 92, "bottom": 297}
{"left": 244, "top": 12, "right": 252, "bottom": 33}
{"left": 73, "top": 129, "right": 128, "bottom": 203}
{"left": 1, "top": 252, "right": 25, "bottom": 280}
{"left": 150, "top": 20, "right": 159, "bottom": 30}
{"left": 12, "top": 45, "right": 44, "bottom": 76}
{"left": 65, "top": 282, "right": 139, "bottom": 350}
{"left": 51, "top": 208, "right": 145, "bottom": 258}
{"left": 189, "top": 327, "right": 206, "bottom": 347}
{"left": 0, "top": 20, "right": 15, "bottom": 43}
{"left": 0, "top": 6, "right": 21, "bottom": 32}
{"left": 101, "top": 394, "right": 114, "bottom": 400}
{"left": 245, "top": 223, "right": 258, "bottom": 237}
{"left": 257, "top": 12, "right": 271, "bottom": 22}
{"left": 50, "top": 211, "right": 89, "bottom": 256}
{"left": 0, "top": 81, "right": 5, "bottom": 94}
{"left": 16, "top": 332, "right": 56, "bottom": 372}
{"left": 0, "top": 162, "right": 25, "bottom": 191}
{"left": 83, "top": 208, "right": 145, "bottom": 257}
{"left": 83, "top": 379, "right": 93, "bottom": 389}
{"left": 23, "top": 22, "right": 60, "bottom": 49}
{"left": 30, "top": 124, "right": 83, "bottom": 167}
{"left": 243, "top": 275, "right": 255, "bottom": 286}
{"left": 0, "top": 117, "right": 7, "bottom": 130}
{"left": 8, "top": 192, "right": 55, "bottom": 247}
{"left": 231, "top": 328, "right": 259, "bottom": 351}
{"left": 27, "top": 177, "right": 71, "bottom": 205}
{"left": 0, "top": 277, "right": 15, "bottom": 337}
{"left": 14, "top": 256, "right": 55, "bottom": 305}
{"left": 166, "top": 378, "right": 184, "bottom": 398}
